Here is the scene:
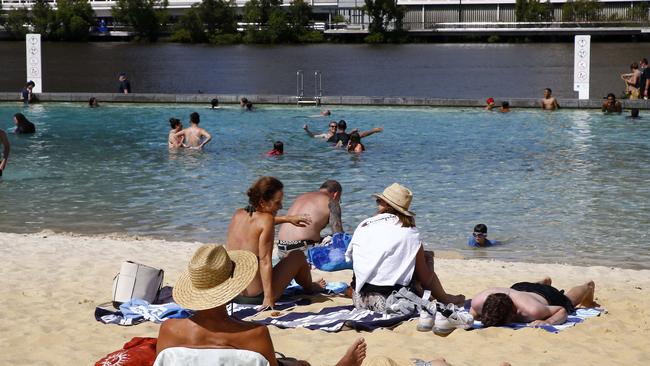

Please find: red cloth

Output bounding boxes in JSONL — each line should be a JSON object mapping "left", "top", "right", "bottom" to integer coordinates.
{"left": 95, "top": 337, "right": 157, "bottom": 366}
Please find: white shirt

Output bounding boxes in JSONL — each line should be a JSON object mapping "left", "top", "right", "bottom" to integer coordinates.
{"left": 345, "top": 213, "right": 422, "bottom": 293}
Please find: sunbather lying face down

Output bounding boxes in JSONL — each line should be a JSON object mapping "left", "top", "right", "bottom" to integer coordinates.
{"left": 469, "top": 277, "right": 599, "bottom": 327}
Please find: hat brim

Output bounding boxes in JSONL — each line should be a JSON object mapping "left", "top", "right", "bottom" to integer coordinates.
{"left": 372, "top": 193, "right": 415, "bottom": 217}
{"left": 173, "top": 250, "right": 258, "bottom": 310}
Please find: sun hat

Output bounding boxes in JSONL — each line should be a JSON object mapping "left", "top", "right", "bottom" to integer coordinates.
{"left": 372, "top": 183, "right": 415, "bottom": 217}
{"left": 173, "top": 244, "right": 258, "bottom": 310}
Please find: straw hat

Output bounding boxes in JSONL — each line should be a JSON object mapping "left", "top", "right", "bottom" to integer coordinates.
{"left": 372, "top": 183, "right": 415, "bottom": 217}
{"left": 173, "top": 244, "right": 258, "bottom": 311}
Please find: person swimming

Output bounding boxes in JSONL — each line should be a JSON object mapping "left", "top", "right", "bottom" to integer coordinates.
{"left": 13, "top": 113, "right": 36, "bottom": 134}
{"left": 88, "top": 97, "right": 99, "bottom": 108}
{"left": 210, "top": 98, "right": 221, "bottom": 109}
{"left": 266, "top": 141, "right": 284, "bottom": 156}
{"left": 168, "top": 118, "right": 185, "bottom": 149}
{"left": 173, "top": 112, "right": 212, "bottom": 150}
{"left": 347, "top": 132, "right": 365, "bottom": 153}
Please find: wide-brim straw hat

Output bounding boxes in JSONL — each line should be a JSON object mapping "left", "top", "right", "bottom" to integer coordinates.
{"left": 372, "top": 183, "right": 415, "bottom": 217}
{"left": 173, "top": 244, "right": 258, "bottom": 311}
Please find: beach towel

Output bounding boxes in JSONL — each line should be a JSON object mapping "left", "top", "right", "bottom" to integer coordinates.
{"left": 95, "top": 337, "right": 157, "bottom": 366}
{"left": 153, "top": 347, "right": 269, "bottom": 366}
{"left": 471, "top": 307, "right": 604, "bottom": 333}
{"left": 256, "top": 305, "right": 416, "bottom": 332}
{"left": 95, "top": 300, "right": 193, "bottom": 326}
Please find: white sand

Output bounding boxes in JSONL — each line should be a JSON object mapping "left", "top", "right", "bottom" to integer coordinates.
{"left": 1, "top": 231, "right": 649, "bottom": 366}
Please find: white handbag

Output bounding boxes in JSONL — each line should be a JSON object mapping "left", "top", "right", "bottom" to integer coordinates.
{"left": 112, "top": 261, "right": 164, "bottom": 308}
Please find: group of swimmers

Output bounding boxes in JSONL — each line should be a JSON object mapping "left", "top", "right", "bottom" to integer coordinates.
{"left": 485, "top": 88, "right": 560, "bottom": 112}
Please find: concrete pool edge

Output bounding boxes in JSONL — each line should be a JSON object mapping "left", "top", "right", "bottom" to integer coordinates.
{"left": 2, "top": 92, "right": 649, "bottom": 109}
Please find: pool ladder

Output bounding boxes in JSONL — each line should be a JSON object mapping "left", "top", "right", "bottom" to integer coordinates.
{"left": 296, "top": 70, "right": 322, "bottom": 106}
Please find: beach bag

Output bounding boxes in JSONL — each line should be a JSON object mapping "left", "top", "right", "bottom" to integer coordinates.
{"left": 112, "top": 261, "right": 164, "bottom": 309}
{"left": 94, "top": 337, "right": 157, "bottom": 366}
{"left": 308, "top": 232, "right": 353, "bottom": 272}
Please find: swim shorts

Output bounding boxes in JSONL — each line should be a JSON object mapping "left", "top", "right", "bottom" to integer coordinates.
{"left": 277, "top": 239, "right": 316, "bottom": 258}
{"left": 510, "top": 282, "right": 575, "bottom": 315}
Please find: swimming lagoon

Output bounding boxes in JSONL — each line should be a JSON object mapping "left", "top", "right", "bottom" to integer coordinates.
{"left": 1, "top": 103, "right": 649, "bottom": 269}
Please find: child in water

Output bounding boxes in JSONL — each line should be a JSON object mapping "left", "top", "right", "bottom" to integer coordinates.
{"left": 266, "top": 141, "right": 283, "bottom": 156}
{"left": 468, "top": 224, "right": 495, "bottom": 247}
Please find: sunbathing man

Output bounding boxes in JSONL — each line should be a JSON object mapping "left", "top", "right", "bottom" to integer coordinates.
{"left": 174, "top": 112, "right": 212, "bottom": 149}
{"left": 469, "top": 277, "right": 599, "bottom": 327}
{"left": 157, "top": 244, "right": 367, "bottom": 366}
{"left": 277, "top": 180, "right": 343, "bottom": 258}
{"left": 226, "top": 177, "right": 325, "bottom": 309}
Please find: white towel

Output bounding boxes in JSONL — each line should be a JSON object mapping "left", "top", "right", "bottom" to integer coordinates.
{"left": 346, "top": 213, "right": 422, "bottom": 293}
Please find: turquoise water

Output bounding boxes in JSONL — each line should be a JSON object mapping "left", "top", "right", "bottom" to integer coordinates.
{"left": 1, "top": 103, "right": 649, "bottom": 269}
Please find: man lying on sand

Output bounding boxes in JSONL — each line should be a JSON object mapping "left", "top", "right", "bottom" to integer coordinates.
{"left": 470, "top": 277, "right": 599, "bottom": 327}
{"left": 157, "top": 244, "right": 366, "bottom": 366}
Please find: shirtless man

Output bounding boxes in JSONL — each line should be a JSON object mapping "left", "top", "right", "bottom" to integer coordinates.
{"left": 174, "top": 112, "right": 212, "bottom": 149}
{"left": 158, "top": 244, "right": 367, "bottom": 366}
{"left": 168, "top": 118, "right": 185, "bottom": 149}
{"left": 0, "top": 129, "right": 9, "bottom": 177}
{"left": 277, "top": 180, "right": 343, "bottom": 258}
{"left": 304, "top": 121, "right": 338, "bottom": 140}
{"left": 470, "top": 277, "right": 598, "bottom": 327}
{"left": 541, "top": 88, "right": 560, "bottom": 110}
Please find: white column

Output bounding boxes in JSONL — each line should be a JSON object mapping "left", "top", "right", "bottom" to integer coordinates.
{"left": 26, "top": 34, "right": 43, "bottom": 93}
{"left": 573, "top": 35, "right": 590, "bottom": 100}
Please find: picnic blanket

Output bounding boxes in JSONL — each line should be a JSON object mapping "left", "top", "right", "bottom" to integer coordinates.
{"left": 471, "top": 307, "right": 604, "bottom": 333}
{"left": 257, "top": 305, "right": 416, "bottom": 332}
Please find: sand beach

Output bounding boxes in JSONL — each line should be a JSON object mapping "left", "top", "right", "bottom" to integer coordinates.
{"left": 0, "top": 231, "right": 648, "bottom": 366}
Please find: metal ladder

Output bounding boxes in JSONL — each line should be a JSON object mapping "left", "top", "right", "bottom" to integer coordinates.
{"left": 296, "top": 70, "right": 322, "bottom": 106}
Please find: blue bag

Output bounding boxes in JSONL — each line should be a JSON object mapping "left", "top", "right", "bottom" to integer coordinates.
{"left": 308, "top": 232, "right": 353, "bottom": 271}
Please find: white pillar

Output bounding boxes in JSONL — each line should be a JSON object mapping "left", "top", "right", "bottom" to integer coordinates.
{"left": 573, "top": 35, "right": 590, "bottom": 100}
{"left": 26, "top": 34, "right": 43, "bottom": 93}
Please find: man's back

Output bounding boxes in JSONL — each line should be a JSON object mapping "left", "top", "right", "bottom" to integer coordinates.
{"left": 184, "top": 125, "right": 206, "bottom": 147}
{"left": 278, "top": 191, "right": 331, "bottom": 242}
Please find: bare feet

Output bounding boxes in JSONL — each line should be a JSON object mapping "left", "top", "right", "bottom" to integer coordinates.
{"left": 335, "top": 338, "right": 367, "bottom": 366}
{"left": 309, "top": 278, "right": 327, "bottom": 293}
{"left": 580, "top": 281, "right": 600, "bottom": 308}
{"left": 439, "top": 294, "right": 465, "bottom": 306}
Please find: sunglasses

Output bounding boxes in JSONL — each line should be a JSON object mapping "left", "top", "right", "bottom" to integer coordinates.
{"left": 473, "top": 232, "right": 487, "bottom": 238}
{"left": 375, "top": 198, "right": 386, "bottom": 205}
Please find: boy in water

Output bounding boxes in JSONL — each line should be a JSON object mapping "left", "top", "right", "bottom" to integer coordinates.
{"left": 173, "top": 112, "right": 212, "bottom": 150}
{"left": 468, "top": 224, "right": 495, "bottom": 247}
{"left": 541, "top": 88, "right": 560, "bottom": 110}
{"left": 168, "top": 118, "right": 185, "bottom": 149}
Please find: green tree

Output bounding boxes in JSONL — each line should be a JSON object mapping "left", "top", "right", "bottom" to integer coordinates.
{"left": 171, "top": 7, "right": 205, "bottom": 42}
{"left": 266, "top": 8, "right": 290, "bottom": 43}
{"left": 516, "top": 0, "right": 553, "bottom": 22}
{"left": 198, "top": 0, "right": 237, "bottom": 35}
{"left": 363, "top": 0, "right": 404, "bottom": 35}
{"left": 5, "top": 8, "right": 30, "bottom": 40}
{"left": 31, "top": 0, "right": 54, "bottom": 37}
{"left": 288, "top": 0, "right": 311, "bottom": 32}
{"left": 562, "top": 0, "right": 602, "bottom": 22}
{"left": 112, "top": 0, "right": 169, "bottom": 41}
{"left": 50, "top": 0, "right": 95, "bottom": 41}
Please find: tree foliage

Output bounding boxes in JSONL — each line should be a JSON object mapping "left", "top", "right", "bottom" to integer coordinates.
{"left": 561, "top": 0, "right": 602, "bottom": 22}
{"left": 171, "top": 0, "right": 237, "bottom": 43}
{"left": 5, "top": 8, "right": 30, "bottom": 39}
{"left": 363, "top": 0, "right": 404, "bottom": 35}
{"left": 50, "top": 0, "right": 95, "bottom": 41}
{"left": 515, "top": 0, "right": 554, "bottom": 22}
{"left": 31, "top": 0, "right": 54, "bottom": 36}
{"left": 112, "top": 0, "right": 169, "bottom": 41}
